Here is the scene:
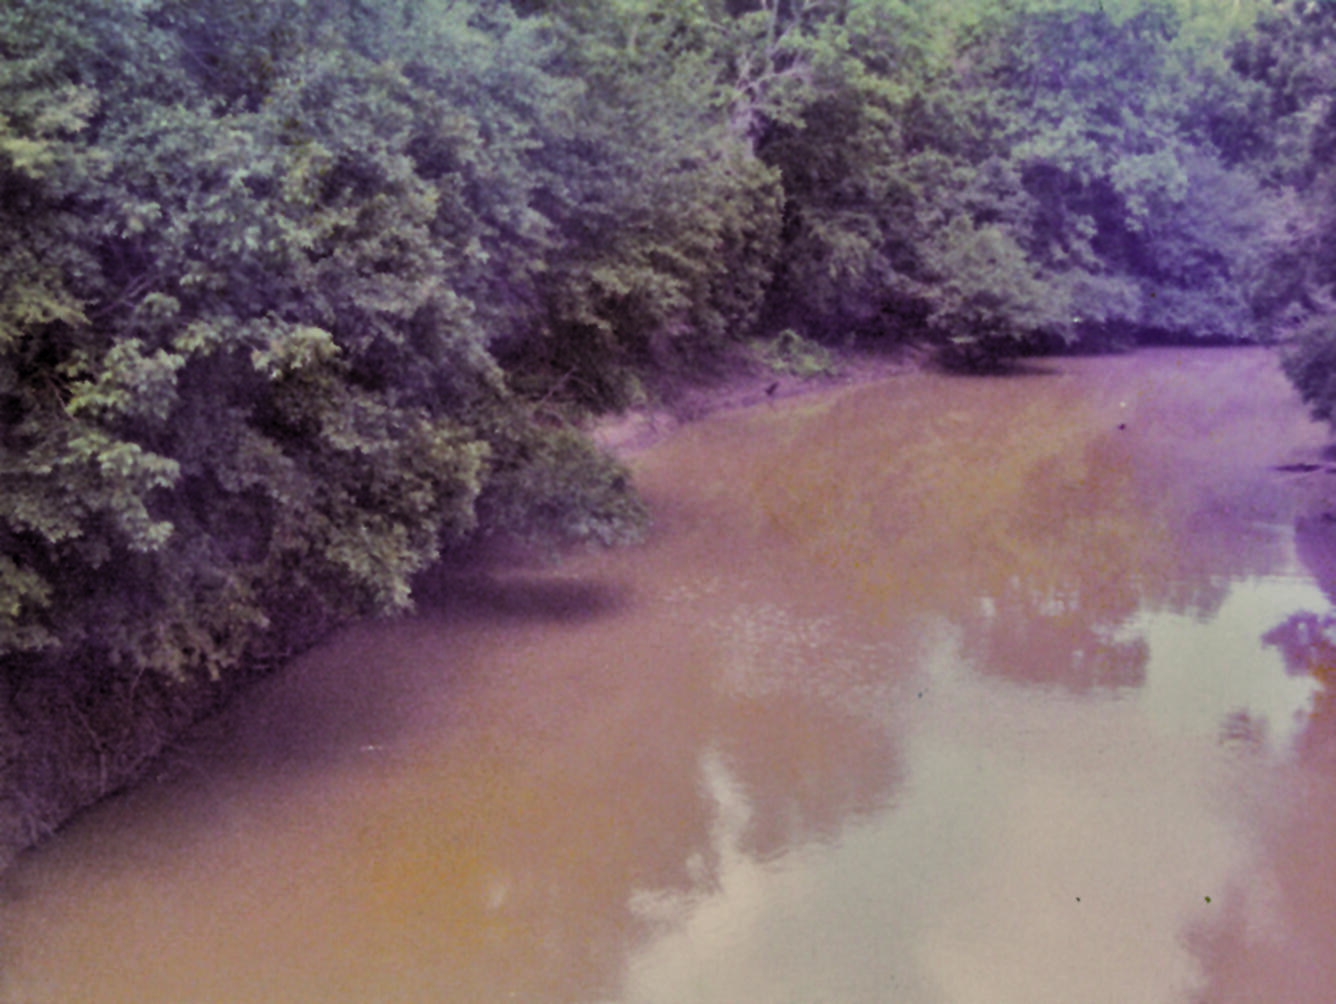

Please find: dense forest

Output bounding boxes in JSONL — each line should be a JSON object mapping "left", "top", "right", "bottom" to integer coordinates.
{"left": 3, "top": 0, "right": 1336, "bottom": 864}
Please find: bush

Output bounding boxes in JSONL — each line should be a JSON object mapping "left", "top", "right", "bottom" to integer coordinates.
{"left": 750, "top": 328, "right": 838, "bottom": 379}
{"left": 1282, "top": 313, "right": 1336, "bottom": 424}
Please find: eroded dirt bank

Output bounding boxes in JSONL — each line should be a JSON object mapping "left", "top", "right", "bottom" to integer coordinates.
{"left": 588, "top": 344, "right": 923, "bottom": 455}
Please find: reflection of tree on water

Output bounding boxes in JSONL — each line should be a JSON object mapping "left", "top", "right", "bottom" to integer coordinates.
{"left": 1186, "top": 519, "right": 1336, "bottom": 1003}
{"left": 951, "top": 422, "right": 1277, "bottom": 693}
{"left": 956, "top": 584, "right": 1151, "bottom": 690}
{"left": 1261, "top": 515, "right": 1336, "bottom": 762}
{"left": 806, "top": 359, "right": 1297, "bottom": 697}
{"left": 1183, "top": 604, "right": 1336, "bottom": 1002}
{"left": 689, "top": 353, "right": 1297, "bottom": 707}
{"left": 1262, "top": 608, "right": 1336, "bottom": 762}
{"left": 711, "top": 600, "right": 906, "bottom": 858}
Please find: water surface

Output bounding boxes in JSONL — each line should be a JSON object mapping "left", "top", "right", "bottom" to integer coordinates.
{"left": 3, "top": 348, "right": 1336, "bottom": 1003}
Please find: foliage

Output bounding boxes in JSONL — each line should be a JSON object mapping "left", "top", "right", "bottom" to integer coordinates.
{"left": 1250, "top": 2, "right": 1336, "bottom": 423}
{"left": 497, "top": 0, "right": 785, "bottom": 408}
{"left": 750, "top": 327, "right": 837, "bottom": 377}
{"left": 727, "top": 0, "right": 1296, "bottom": 361}
{"left": 0, "top": 0, "right": 651, "bottom": 695}
{"left": 1283, "top": 314, "right": 1336, "bottom": 424}
{"left": 0, "top": 0, "right": 1315, "bottom": 691}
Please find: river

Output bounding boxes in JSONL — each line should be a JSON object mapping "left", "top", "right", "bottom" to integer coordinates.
{"left": 4, "top": 348, "right": 1336, "bottom": 1002}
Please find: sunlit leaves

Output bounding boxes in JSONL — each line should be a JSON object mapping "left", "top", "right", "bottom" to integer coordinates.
{"left": 65, "top": 339, "right": 183, "bottom": 422}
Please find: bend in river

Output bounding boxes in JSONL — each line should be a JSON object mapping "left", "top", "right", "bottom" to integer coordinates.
{"left": 4, "top": 348, "right": 1336, "bottom": 1003}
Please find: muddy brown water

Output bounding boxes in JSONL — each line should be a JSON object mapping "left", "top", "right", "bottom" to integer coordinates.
{"left": 5, "top": 348, "right": 1336, "bottom": 1003}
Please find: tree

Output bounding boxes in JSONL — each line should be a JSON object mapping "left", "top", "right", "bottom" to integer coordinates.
{"left": 491, "top": 0, "right": 784, "bottom": 408}
{"left": 0, "top": 0, "right": 650, "bottom": 863}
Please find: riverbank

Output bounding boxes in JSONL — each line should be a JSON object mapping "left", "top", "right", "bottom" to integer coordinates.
{"left": 0, "top": 340, "right": 916, "bottom": 879}
{"left": 0, "top": 615, "right": 328, "bottom": 878}
{"left": 589, "top": 341, "right": 927, "bottom": 456}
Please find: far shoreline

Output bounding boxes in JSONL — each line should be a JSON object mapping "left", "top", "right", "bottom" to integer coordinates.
{"left": 588, "top": 343, "right": 928, "bottom": 457}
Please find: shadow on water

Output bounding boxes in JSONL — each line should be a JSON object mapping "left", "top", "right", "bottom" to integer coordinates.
{"left": 185, "top": 571, "right": 630, "bottom": 772}
{"left": 0, "top": 569, "right": 644, "bottom": 994}
{"left": 1176, "top": 483, "right": 1336, "bottom": 1003}
{"left": 935, "top": 359, "right": 1062, "bottom": 379}
{"left": 411, "top": 567, "right": 629, "bottom": 622}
